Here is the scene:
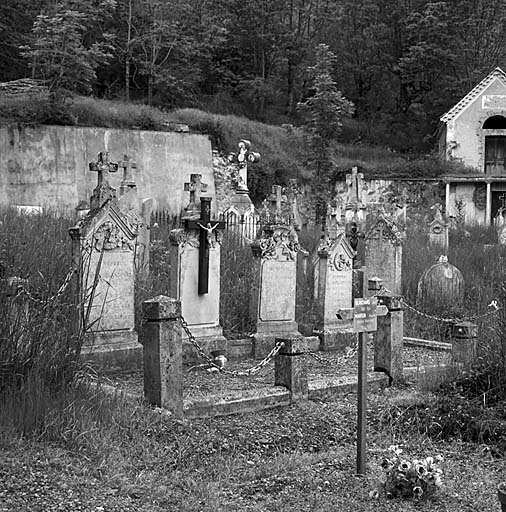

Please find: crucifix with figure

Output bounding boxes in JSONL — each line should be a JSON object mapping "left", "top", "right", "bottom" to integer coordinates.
{"left": 89, "top": 151, "right": 119, "bottom": 209}
{"left": 184, "top": 196, "right": 225, "bottom": 295}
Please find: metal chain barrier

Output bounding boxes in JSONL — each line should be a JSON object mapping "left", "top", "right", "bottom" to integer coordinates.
{"left": 9, "top": 264, "right": 76, "bottom": 306}
{"left": 303, "top": 335, "right": 360, "bottom": 368}
{"left": 181, "top": 316, "right": 284, "bottom": 376}
{"left": 377, "top": 285, "right": 502, "bottom": 324}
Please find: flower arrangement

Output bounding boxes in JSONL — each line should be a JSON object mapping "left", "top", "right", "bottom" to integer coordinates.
{"left": 379, "top": 445, "right": 443, "bottom": 501}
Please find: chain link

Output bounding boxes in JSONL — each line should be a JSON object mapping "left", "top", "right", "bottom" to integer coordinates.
{"left": 181, "top": 316, "right": 284, "bottom": 376}
{"left": 9, "top": 264, "right": 76, "bottom": 306}
{"left": 376, "top": 285, "right": 502, "bottom": 324}
{"left": 303, "top": 335, "right": 360, "bottom": 367}
{"left": 400, "top": 298, "right": 502, "bottom": 323}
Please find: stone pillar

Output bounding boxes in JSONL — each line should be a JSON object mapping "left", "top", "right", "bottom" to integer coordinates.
{"left": 445, "top": 182, "right": 451, "bottom": 217}
{"left": 486, "top": 181, "right": 492, "bottom": 226}
{"left": 449, "top": 321, "right": 477, "bottom": 364}
{"left": 274, "top": 337, "right": 308, "bottom": 401}
{"left": 142, "top": 296, "right": 183, "bottom": 417}
{"left": 374, "top": 295, "right": 404, "bottom": 382}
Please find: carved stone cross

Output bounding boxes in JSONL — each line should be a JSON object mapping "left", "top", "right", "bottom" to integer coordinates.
{"left": 346, "top": 166, "right": 363, "bottom": 204}
{"left": 119, "top": 154, "right": 137, "bottom": 194}
{"left": 89, "top": 151, "right": 118, "bottom": 210}
{"left": 271, "top": 185, "right": 283, "bottom": 220}
{"left": 185, "top": 197, "right": 225, "bottom": 294}
{"left": 184, "top": 174, "right": 208, "bottom": 217}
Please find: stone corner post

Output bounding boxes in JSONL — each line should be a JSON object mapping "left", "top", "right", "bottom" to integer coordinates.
{"left": 142, "top": 295, "right": 183, "bottom": 417}
{"left": 274, "top": 337, "right": 308, "bottom": 401}
{"left": 374, "top": 295, "right": 404, "bottom": 382}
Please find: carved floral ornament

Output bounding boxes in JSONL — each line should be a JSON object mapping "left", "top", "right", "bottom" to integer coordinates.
{"left": 365, "top": 217, "right": 404, "bottom": 246}
{"left": 92, "top": 221, "right": 135, "bottom": 251}
{"left": 254, "top": 226, "right": 300, "bottom": 261}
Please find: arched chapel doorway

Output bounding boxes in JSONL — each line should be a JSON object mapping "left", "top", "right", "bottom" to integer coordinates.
{"left": 484, "top": 115, "right": 506, "bottom": 174}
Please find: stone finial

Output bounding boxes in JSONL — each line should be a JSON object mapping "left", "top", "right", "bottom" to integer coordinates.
{"left": 183, "top": 174, "right": 208, "bottom": 218}
{"left": 89, "top": 151, "right": 118, "bottom": 210}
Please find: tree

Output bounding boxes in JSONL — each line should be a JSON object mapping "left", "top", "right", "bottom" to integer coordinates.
{"left": 297, "top": 43, "right": 354, "bottom": 223}
{"left": 21, "top": 0, "right": 114, "bottom": 103}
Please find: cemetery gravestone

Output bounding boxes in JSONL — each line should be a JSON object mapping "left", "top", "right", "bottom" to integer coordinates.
{"left": 364, "top": 212, "right": 404, "bottom": 296}
{"left": 69, "top": 152, "right": 141, "bottom": 366}
{"left": 251, "top": 185, "right": 302, "bottom": 358}
{"left": 313, "top": 202, "right": 356, "bottom": 350}
{"left": 169, "top": 175, "right": 226, "bottom": 359}
{"left": 416, "top": 255, "right": 464, "bottom": 307}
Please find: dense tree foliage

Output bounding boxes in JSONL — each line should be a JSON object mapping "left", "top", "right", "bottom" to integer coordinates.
{"left": 4, "top": 0, "right": 506, "bottom": 151}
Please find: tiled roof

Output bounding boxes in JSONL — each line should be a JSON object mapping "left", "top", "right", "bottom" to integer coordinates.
{"left": 440, "top": 67, "right": 506, "bottom": 123}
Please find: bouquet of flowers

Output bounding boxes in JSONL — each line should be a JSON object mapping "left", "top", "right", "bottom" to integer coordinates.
{"left": 380, "top": 445, "right": 443, "bottom": 501}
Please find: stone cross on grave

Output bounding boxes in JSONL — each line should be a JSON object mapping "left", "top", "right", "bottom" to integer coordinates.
{"left": 271, "top": 185, "right": 283, "bottom": 223}
{"left": 346, "top": 166, "right": 364, "bottom": 205}
{"left": 119, "top": 154, "right": 137, "bottom": 195}
{"left": 185, "top": 197, "right": 225, "bottom": 295}
{"left": 184, "top": 174, "right": 208, "bottom": 218}
{"left": 89, "top": 151, "right": 118, "bottom": 210}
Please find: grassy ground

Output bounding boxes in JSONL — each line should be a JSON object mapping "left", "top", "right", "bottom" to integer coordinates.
{"left": 0, "top": 385, "right": 503, "bottom": 512}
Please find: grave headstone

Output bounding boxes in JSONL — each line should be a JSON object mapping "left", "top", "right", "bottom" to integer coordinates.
{"left": 221, "top": 141, "right": 261, "bottom": 242}
{"left": 428, "top": 203, "right": 449, "bottom": 253}
{"left": 363, "top": 211, "right": 404, "bottom": 296}
{"left": 169, "top": 180, "right": 226, "bottom": 360}
{"left": 416, "top": 255, "right": 464, "bottom": 307}
{"left": 117, "top": 154, "right": 153, "bottom": 276}
{"left": 250, "top": 185, "right": 302, "bottom": 358}
{"left": 69, "top": 152, "right": 141, "bottom": 366}
{"left": 313, "top": 202, "right": 356, "bottom": 350}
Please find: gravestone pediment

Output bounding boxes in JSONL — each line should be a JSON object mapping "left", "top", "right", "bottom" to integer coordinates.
{"left": 252, "top": 225, "right": 300, "bottom": 261}
{"left": 317, "top": 233, "right": 355, "bottom": 270}
{"left": 365, "top": 215, "right": 404, "bottom": 246}
{"left": 70, "top": 200, "right": 140, "bottom": 251}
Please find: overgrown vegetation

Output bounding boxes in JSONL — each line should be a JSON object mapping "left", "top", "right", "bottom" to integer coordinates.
{"left": 1, "top": 207, "right": 506, "bottom": 509}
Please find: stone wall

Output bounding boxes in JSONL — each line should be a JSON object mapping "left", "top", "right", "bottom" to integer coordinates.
{"left": 0, "top": 124, "right": 216, "bottom": 215}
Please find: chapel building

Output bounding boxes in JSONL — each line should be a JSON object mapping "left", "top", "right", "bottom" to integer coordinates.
{"left": 439, "top": 67, "right": 506, "bottom": 225}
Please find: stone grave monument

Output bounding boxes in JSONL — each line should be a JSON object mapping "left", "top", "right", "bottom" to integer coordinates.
{"left": 416, "top": 255, "right": 464, "bottom": 307}
{"left": 250, "top": 185, "right": 302, "bottom": 358}
{"left": 428, "top": 203, "right": 449, "bottom": 253}
{"left": 363, "top": 209, "right": 404, "bottom": 296}
{"left": 169, "top": 174, "right": 226, "bottom": 359}
{"left": 313, "top": 201, "right": 356, "bottom": 350}
{"left": 220, "top": 140, "right": 261, "bottom": 241}
{"left": 69, "top": 152, "right": 141, "bottom": 367}
{"left": 117, "top": 155, "right": 153, "bottom": 276}
{"left": 344, "top": 166, "right": 368, "bottom": 225}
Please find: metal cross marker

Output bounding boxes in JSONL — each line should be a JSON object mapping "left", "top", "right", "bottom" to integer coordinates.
{"left": 119, "top": 154, "right": 137, "bottom": 193}
{"left": 184, "top": 174, "right": 208, "bottom": 217}
{"left": 185, "top": 197, "right": 225, "bottom": 294}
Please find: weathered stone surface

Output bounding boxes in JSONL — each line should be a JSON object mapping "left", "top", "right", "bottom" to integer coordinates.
{"left": 143, "top": 304, "right": 183, "bottom": 417}
{"left": 374, "top": 310, "right": 404, "bottom": 381}
{"left": 276, "top": 336, "right": 307, "bottom": 354}
{"left": 274, "top": 353, "right": 308, "bottom": 401}
{"left": 0, "top": 125, "right": 215, "bottom": 215}
{"left": 143, "top": 295, "right": 181, "bottom": 320}
{"left": 259, "top": 259, "right": 296, "bottom": 322}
